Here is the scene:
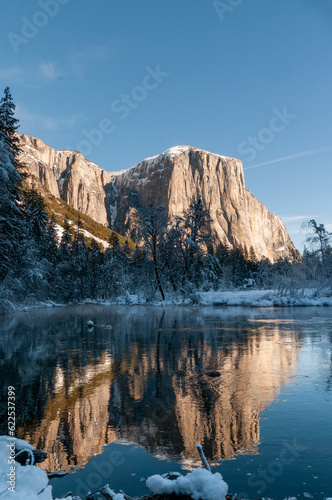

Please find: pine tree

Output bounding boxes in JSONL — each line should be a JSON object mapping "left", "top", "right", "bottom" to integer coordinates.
{"left": 22, "top": 186, "right": 49, "bottom": 243}
{"left": 0, "top": 101, "right": 23, "bottom": 282}
{"left": 248, "top": 245, "right": 259, "bottom": 275}
{"left": 109, "top": 232, "right": 120, "bottom": 249}
{"left": 72, "top": 215, "right": 85, "bottom": 253}
{"left": 87, "top": 242, "right": 103, "bottom": 299}
{"left": 72, "top": 216, "right": 88, "bottom": 299}
{"left": 44, "top": 214, "right": 59, "bottom": 263}
{"left": 0, "top": 87, "right": 20, "bottom": 165}
{"left": 60, "top": 217, "right": 73, "bottom": 255}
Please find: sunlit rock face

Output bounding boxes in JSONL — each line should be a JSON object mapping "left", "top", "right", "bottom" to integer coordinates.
{"left": 19, "top": 135, "right": 299, "bottom": 262}
{"left": 111, "top": 147, "right": 299, "bottom": 262}
{"left": 19, "top": 133, "right": 112, "bottom": 226}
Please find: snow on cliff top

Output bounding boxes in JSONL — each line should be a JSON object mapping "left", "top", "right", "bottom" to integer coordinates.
{"left": 163, "top": 145, "right": 191, "bottom": 157}
{"left": 19, "top": 134, "right": 236, "bottom": 178}
{"left": 111, "top": 145, "right": 231, "bottom": 177}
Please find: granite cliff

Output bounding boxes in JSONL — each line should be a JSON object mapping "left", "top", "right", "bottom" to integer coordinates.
{"left": 19, "top": 133, "right": 111, "bottom": 226}
{"left": 19, "top": 134, "right": 299, "bottom": 262}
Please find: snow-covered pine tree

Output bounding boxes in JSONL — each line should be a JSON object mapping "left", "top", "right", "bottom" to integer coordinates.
{"left": 44, "top": 214, "right": 59, "bottom": 264}
{"left": 229, "top": 246, "right": 249, "bottom": 287}
{"left": 60, "top": 217, "right": 73, "bottom": 255}
{"left": 0, "top": 99, "right": 23, "bottom": 284}
{"left": 72, "top": 216, "right": 89, "bottom": 299}
{"left": 87, "top": 241, "right": 103, "bottom": 299}
{"left": 0, "top": 87, "right": 20, "bottom": 166}
{"left": 21, "top": 186, "right": 49, "bottom": 243}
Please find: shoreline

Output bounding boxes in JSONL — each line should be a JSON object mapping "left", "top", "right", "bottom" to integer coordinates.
{"left": 2, "top": 289, "right": 332, "bottom": 316}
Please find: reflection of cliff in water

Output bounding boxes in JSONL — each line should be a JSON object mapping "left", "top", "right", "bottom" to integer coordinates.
{"left": 111, "top": 326, "right": 299, "bottom": 465}
{"left": 0, "top": 306, "right": 302, "bottom": 472}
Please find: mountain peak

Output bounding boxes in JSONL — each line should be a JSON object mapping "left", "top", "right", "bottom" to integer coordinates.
{"left": 18, "top": 133, "right": 300, "bottom": 262}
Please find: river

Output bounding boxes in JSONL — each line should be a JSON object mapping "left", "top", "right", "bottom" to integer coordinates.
{"left": 0, "top": 305, "right": 331, "bottom": 499}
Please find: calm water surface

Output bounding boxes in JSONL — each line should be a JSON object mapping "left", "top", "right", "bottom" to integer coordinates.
{"left": 0, "top": 305, "right": 331, "bottom": 499}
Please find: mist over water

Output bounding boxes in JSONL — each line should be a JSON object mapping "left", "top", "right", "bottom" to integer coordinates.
{"left": 0, "top": 305, "right": 331, "bottom": 499}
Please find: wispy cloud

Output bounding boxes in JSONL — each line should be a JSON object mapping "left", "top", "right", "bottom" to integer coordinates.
{"left": 16, "top": 105, "right": 85, "bottom": 131}
{"left": 70, "top": 45, "right": 116, "bottom": 78}
{"left": 244, "top": 147, "right": 332, "bottom": 170}
{"left": 280, "top": 215, "right": 312, "bottom": 223}
{"left": 276, "top": 215, "right": 313, "bottom": 235}
{"left": 0, "top": 66, "right": 40, "bottom": 88}
{"left": 39, "top": 62, "right": 61, "bottom": 82}
{"left": 0, "top": 62, "right": 63, "bottom": 87}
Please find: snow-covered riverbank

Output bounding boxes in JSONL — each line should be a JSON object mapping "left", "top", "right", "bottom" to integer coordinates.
{"left": 198, "top": 290, "right": 332, "bottom": 307}
{"left": 2, "top": 289, "right": 332, "bottom": 315}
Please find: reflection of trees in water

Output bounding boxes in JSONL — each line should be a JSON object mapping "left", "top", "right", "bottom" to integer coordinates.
{"left": 0, "top": 307, "right": 113, "bottom": 434}
{"left": 0, "top": 306, "right": 315, "bottom": 470}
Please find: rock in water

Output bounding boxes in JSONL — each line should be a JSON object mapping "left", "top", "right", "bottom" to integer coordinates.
{"left": 206, "top": 371, "right": 222, "bottom": 377}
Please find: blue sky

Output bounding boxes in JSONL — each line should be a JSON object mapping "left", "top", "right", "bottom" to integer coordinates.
{"left": 1, "top": 0, "right": 331, "bottom": 251}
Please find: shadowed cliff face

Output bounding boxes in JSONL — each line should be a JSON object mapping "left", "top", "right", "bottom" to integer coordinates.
{"left": 0, "top": 305, "right": 301, "bottom": 472}
{"left": 18, "top": 135, "right": 299, "bottom": 262}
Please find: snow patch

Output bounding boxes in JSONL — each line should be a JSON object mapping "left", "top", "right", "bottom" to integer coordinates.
{"left": 110, "top": 145, "right": 233, "bottom": 179}
{"left": 0, "top": 436, "right": 54, "bottom": 500}
{"left": 55, "top": 223, "right": 109, "bottom": 249}
{"left": 146, "top": 467, "right": 228, "bottom": 500}
{"left": 163, "top": 145, "right": 191, "bottom": 158}
{"left": 24, "top": 144, "right": 37, "bottom": 152}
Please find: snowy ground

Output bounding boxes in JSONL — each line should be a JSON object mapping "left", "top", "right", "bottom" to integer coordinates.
{"left": 4, "top": 288, "right": 332, "bottom": 314}
{"left": 101, "top": 289, "right": 332, "bottom": 307}
{"left": 198, "top": 289, "right": 332, "bottom": 307}
{"left": 0, "top": 436, "right": 66, "bottom": 499}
